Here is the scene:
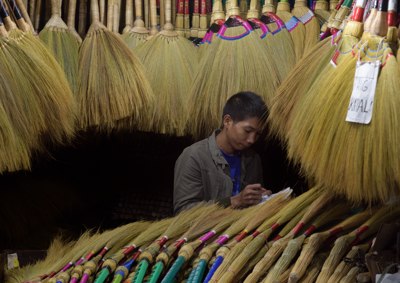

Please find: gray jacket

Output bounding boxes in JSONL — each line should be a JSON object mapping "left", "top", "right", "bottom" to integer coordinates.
{"left": 173, "top": 130, "right": 264, "bottom": 213}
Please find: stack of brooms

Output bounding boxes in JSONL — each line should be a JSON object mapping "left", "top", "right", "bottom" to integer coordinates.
{"left": 4, "top": 187, "right": 400, "bottom": 283}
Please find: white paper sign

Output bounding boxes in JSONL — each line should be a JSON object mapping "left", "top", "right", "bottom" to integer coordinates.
{"left": 346, "top": 60, "right": 380, "bottom": 124}
{"left": 7, "top": 253, "right": 19, "bottom": 270}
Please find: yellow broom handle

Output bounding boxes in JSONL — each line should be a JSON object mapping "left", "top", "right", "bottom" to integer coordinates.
{"left": 51, "top": 0, "right": 62, "bottom": 16}
{"left": 150, "top": 0, "right": 158, "bottom": 33}
{"left": 67, "top": 0, "right": 77, "bottom": 28}
{"left": 126, "top": 0, "right": 133, "bottom": 26}
{"left": 113, "top": 0, "right": 121, "bottom": 32}
{"left": 14, "top": 0, "right": 34, "bottom": 30}
{"left": 135, "top": 0, "right": 143, "bottom": 21}
{"left": 100, "top": 0, "right": 106, "bottom": 23}
{"left": 163, "top": 0, "right": 174, "bottom": 29}
{"left": 91, "top": 0, "right": 100, "bottom": 23}
{"left": 107, "top": 0, "right": 114, "bottom": 30}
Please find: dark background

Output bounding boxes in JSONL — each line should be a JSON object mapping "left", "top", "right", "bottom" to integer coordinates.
{"left": 0, "top": 130, "right": 307, "bottom": 252}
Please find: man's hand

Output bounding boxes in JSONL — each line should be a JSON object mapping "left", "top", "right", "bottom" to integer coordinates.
{"left": 230, "top": 184, "right": 272, "bottom": 208}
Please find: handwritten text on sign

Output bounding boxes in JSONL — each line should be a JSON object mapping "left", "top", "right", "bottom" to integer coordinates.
{"left": 346, "top": 60, "right": 380, "bottom": 124}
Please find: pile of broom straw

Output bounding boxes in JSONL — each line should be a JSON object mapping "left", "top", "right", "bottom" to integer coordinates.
{"left": 4, "top": 187, "right": 400, "bottom": 283}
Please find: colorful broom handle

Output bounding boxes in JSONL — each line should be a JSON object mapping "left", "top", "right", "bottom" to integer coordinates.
{"left": 147, "top": 261, "right": 165, "bottom": 283}
{"left": 203, "top": 255, "right": 224, "bottom": 283}
{"left": 160, "top": 256, "right": 186, "bottom": 283}
{"left": 189, "top": 259, "right": 207, "bottom": 283}
{"left": 131, "top": 259, "right": 149, "bottom": 283}
{"left": 388, "top": 0, "right": 397, "bottom": 25}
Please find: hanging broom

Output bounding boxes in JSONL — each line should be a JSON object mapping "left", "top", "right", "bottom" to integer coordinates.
{"left": 259, "top": 2, "right": 297, "bottom": 81}
{"left": 291, "top": 0, "right": 321, "bottom": 54}
{"left": 185, "top": 0, "right": 280, "bottom": 139}
{"left": 121, "top": 0, "right": 150, "bottom": 49}
{"left": 276, "top": 0, "right": 306, "bottom": 62}
{"left": 287, "top": 0, "right": 400, "bottom": 203}
{"left": 2, "top": 0, "right": 76, "bottom": 148}
{"left": 133, "top": 0, "right": 198, "bottom": 136}
{"left": 38, "top": 0, "right": 80, "bottom": 94}
{"left": 77, "top": 0, "right": 154, "bottom": 132}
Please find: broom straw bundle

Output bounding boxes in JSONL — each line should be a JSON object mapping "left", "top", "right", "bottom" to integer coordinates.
{"left": 327, "top": 243, "right": 370, "bottom": 283}
{"left": 288, "top": 208, "right": 372, "bottom": 283}
{"left": 1, "top": 0, "right": 76, "bottom": 149}
{"left": 316, "top": 204, "right": 400, "bottom": 283}
{"left": 38, "top": 0, "right": 80, "bottom": 94}
{"left": 261, "top": 201, "right": 351, "bottom": 283}
{"left": 121, "top": 0, "right": 150, "bottom": 49}
{"left": 133, "top": 0, "right": 199, "bottom": 136}
{"left": 297, "top": 253, "right": 327, "bottom": 283}
{"left": 314, "top": 0, "right": 331, "bottom": 24}
{"left": 77, "top": 0, "right": 154, "bottom": 132}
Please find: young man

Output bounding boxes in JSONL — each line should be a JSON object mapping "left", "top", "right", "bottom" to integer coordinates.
{"left": 173, "top": 91, "right": 271, "bottom": 213}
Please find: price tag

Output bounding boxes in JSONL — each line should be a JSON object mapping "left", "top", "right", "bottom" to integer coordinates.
{"left": 346, "top": 60, "right": 380, "bottom": 124}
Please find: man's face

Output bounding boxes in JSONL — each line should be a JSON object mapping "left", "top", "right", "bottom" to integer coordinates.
{"left": 224, "top": 116, "right": 261, "bottom": 152}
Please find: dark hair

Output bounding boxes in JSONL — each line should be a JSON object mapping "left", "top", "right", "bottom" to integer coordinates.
{"left": 222, "top": 91, "right": 268, "bottom": 123}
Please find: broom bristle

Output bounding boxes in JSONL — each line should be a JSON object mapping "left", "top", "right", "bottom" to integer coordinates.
{"left": 297, "top": 252, "right": 327, "bottom": 283}
{"left": 78, "top": 21, "right": 155, "bottom": 131}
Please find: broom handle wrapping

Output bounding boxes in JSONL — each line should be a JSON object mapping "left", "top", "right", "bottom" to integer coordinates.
{"left": 14, "top": 0, "right": 34, "bottom": 30}
{"left": 135, "top": 0, "right": 143, "bottom": 20}
{"left": 91, "top": 0, "right": 100, "bottom": 23}
{"left": 387, "top": 0, "right": 397, "bottom": 25}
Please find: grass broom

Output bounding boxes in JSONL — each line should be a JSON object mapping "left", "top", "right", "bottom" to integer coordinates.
{"left": 314, "top": 0, "right": 331, "bottom": 24}
{"left": 315, "top": 204, "right": 400, "bottom": 283}
{"left": 77, "top": 0, "right": 154, "bottom": 132}
{"left": 288, "top": 0, "right": 400, "bottom": 203}
{"left": 288, "top": 208, "right": 372, "bottom": 283}
{"left": 291, "top": 0, "right": 321, "bottom": 55}
{"left": 262, "top": 201, "right": 351, "bottom": 283}
{"left": 121, "top": 0, "right": 150, "bottom": 49}
{"left": 214, "top": 187, "right": 322, "bottom": 283}
{"left": 1, "top": 1, "right": 76, "bottom": 147}
{"left": 276, "top": 0, "right": 306, "bottom": 62}
{"left": 133, "top": 0, "right": 199, "bottom": 136}
{"left": 39, "top": 0, "right": 80, "bottom": 94}
{"left": 185, "top": 0, "right": 280, "bottom": 139}
{"left": 327, "top": 243, "right": 369, "bottom": 283}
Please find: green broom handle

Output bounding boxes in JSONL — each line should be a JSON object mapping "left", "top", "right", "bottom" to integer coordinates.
{"left": 161, "top": 256, "right": 186, "bottom": 283}
{"left": 186, "top": 264, "right": 197, "bottom": 283}
{"left": 94, "top": 268, "right": 111, "bottom": 283}
{"left": 131, "top": 259, "right": 149, "bottom": 283}
{"left": 147, "top": 261, "right": 165, "bottom": 283}
{"left": 190, "top": 259, "right": 207, "bottom": 283}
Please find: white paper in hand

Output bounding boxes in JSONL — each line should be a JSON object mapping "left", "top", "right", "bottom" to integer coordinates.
{"left": 346, "top": 60, "right": 380, "bottom": 124}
